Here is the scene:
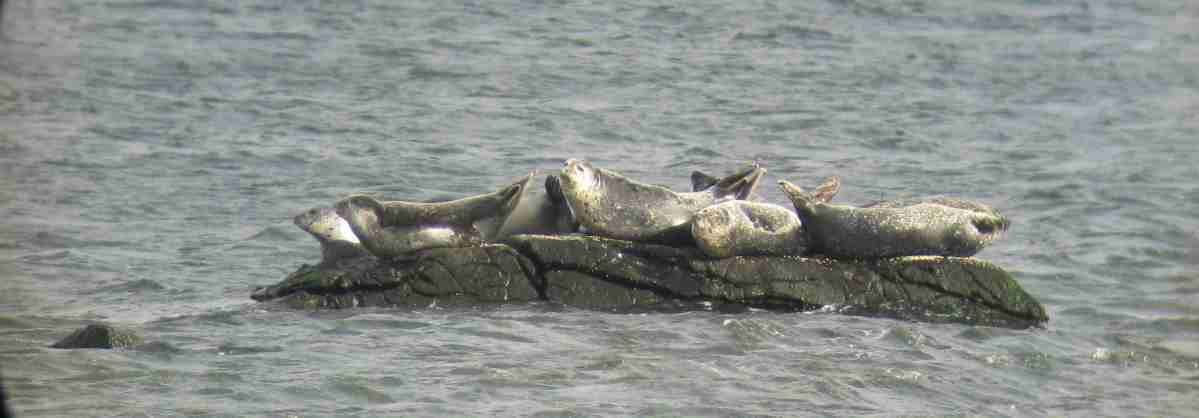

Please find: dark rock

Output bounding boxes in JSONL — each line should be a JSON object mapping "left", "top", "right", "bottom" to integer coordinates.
{"left": 251, "top": 244, "right": 541, "bottom": 309}
{"left": 50, "top": 324, "right": 143, "bottom": 349}
{"left": 252, "top": 235, "right": 1048, "bottom": 329}
{"left": 544, "top": 270, "right": 663, "bottom": 309}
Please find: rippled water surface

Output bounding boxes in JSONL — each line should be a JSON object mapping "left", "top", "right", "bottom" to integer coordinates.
{"left": 2, "top": 0, "right": 1198, "bottom": 416}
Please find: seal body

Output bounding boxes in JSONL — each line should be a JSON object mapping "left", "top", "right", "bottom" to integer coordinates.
{"left": 691, "top": 201, "right": 807, "bottom": 258}
{"left": 293, "top": 207, "right": 372, "bottom": 265}
{"left": 557, "top": 159, "right": 764, "bottom": 243}
{"left": 864, "top": 196, "right": 1004, "bottom": 217}
{"left": 334, "top": 175, "right": 529, "bottom": 258}
{"left": 494, "top": 175, "right": 578, "bottom": 239}
{"left": 779, "top": 179, "right": 1009, "bottom": 258}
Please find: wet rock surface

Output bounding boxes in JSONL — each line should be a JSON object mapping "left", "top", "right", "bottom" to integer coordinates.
{"left": 251, "top": 235, "right": 1048, "bottom": 329}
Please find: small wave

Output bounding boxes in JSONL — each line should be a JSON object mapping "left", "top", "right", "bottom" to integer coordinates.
{"left": 103, "top": 0, "right": 232, "bottom": 15}
{"left": 242, "top": 226, "right": 296, "bottom": 243}
{"left": 326, "top": 376, "right": 396, "bottom": 404}
{"left": 216, "top": 342, "right": 284, "bottom": 356}
{"left": 343, "top": 314, "right": 431, "bottom": 331}
{"left": 19, "top": 250, "right": 70, "bottom": 263}
{"left": 408, "top": 64, "right": 475, "bottom": 80}
{"left": 91, "top": 278, "right": 166, "bottom": 294}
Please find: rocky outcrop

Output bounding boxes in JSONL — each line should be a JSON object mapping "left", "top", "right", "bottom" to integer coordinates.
{"left": 251, "top": 235, "right": 1048, "bottom": 329}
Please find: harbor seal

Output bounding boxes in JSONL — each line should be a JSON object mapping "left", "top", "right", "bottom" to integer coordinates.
{"left": 557, "top": 159, "right": 764, "bottom": 243}
{"left": 493, "top": 174, "right": 578, "bottom": 238}
{"left": 335, "top": 175, "right": 531, "bottom": 258}
{"left": 779, "top": 177, "right": 1009, "bottom": 258}
{"left": 691, "top": 176, "right": 840, "bottom": 258}
{"left": 293, "top": 207, "right": 372, "bottom": 265}
{"left": 691, "top": 201, "right": 805, "bottom": 258}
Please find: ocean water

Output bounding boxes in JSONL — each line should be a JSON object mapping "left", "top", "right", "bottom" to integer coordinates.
{"left": 1, "top": 0, "right": 1197, "bottom": 416}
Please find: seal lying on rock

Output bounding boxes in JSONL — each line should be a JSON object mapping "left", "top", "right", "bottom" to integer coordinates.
{"left": 692, "top": 201, "right": 804, "bottom": 258}
{"left": 692, "top": 176, "right": 840, "bottom": 258}
{"left": 293, "top": 207, "right": 372, "bottom": 265}
{"left": 558, "top": 159, "right": 765, "bottom": 244}
{"left": 335, "top": 175, "right": 531, "bottom": 258}
{"left": 493, "top": 175, "right": 578, "bottom": 239}
{"left": 779, "top": 177, "right": 1009, "bottom": 258}
{"left": 864, "top": 196, "right": 1005, "bottom": 217}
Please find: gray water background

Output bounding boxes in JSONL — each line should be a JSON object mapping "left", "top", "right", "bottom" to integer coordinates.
{"left": 1, "top": 0, "right": 1197, "bottom": 416}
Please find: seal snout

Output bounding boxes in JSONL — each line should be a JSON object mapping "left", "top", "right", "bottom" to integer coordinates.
{"left": 293, "top": 207, "right": 322, "bottom": 229}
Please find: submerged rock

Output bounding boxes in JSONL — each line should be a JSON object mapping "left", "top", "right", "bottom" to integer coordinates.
{"left": 50, "top": 324, "right": 144, "bottom": 349}
{"left": 251, "top": 235, "right": 1048, "bottom": 329}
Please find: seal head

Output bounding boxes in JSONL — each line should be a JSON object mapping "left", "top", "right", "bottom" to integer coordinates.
{"left": 293, "top": 207, "right": 372, "bottom": 265}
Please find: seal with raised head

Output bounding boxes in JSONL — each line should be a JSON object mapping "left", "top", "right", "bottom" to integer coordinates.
{"left": 335, "top": 174, "right": 531, "bottom": 258}
{"left": 691, "top": 176, "right": 840, "bottom": 258}
{"left": 293, "top": 207, "right": 372, "bottom": 265}
{"left": 557, "top": 159, "right": 765, "bottom": 243}
{"left": 493, "top": 174, "right": 578, "bottom": 239}
{"left": 779, "top": 177, "right": 1009, "bottom": 258}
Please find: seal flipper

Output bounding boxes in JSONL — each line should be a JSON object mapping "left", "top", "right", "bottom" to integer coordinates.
{"left": 811, "top": 176, "right": 840, "bottom": 203}
{"left": 690, "top": 171, "right": 720, "bottom": 192}
{"left": 545, "top": 175, "right": 579, "bottom": 233}
{"left": 778, "top": 179, "right": 821, "bottom": 218}
{"left": 709, "top": 163, "right": 766, "bottom": 200}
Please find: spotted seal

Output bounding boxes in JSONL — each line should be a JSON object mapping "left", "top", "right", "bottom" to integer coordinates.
{"left": 293, "top": 207, "right": 372, "bottom": 265}
{"left": 493, "top": 174, "right": 578, "bottom": 239}
{"left": 557, "top": 159, "right": 764, "bottom": 243}
{"left": 691, "top": 176, "right": 840, "bottom": 258}
{"left": 334, "top": 175, "right": 531, "bottom": 258}
{"left": 779, "top": 177, "right": 1009, "bottom": 258}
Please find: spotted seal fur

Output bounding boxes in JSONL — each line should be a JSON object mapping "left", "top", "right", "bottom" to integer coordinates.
{"left": 558, "top": 160, "right": 764, "bottom": 244}
{"left": 335, "top": 175, "right": 531, "bottom": 258}
{"left": 779, "top": 177, "right": 1009, "bottom": 258}
{"left": 692, "top": 176, "right": 840, "bottom": 258}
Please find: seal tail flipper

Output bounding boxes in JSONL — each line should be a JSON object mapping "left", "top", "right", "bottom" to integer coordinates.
{"left": 711, "top": 163, "right": 766, "bottom": 200}
{"left": 690, "top": 170, "right": 719, "bottom": 192}
{"left": 811, "top": 176, "right": 841, "bottom": 203}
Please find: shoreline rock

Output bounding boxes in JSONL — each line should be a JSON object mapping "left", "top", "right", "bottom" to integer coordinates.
{"left": 251, "top": 235, "right": 1048, "bottom": 329}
